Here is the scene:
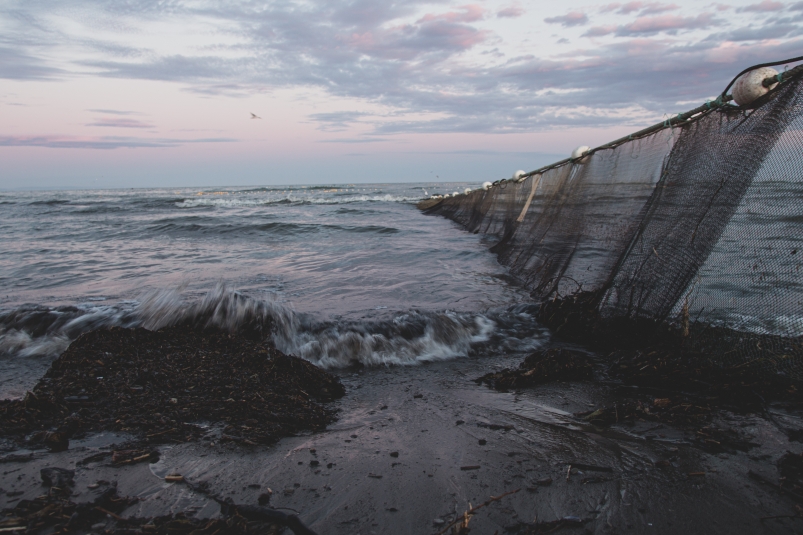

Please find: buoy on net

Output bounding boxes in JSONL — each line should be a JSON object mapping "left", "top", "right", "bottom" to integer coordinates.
{"left": 732, "top": 67, "right": 778, "bottom": 106}
{"left": 571, "top": 146, "right": 590, "bottom": 161}
{"left": 453, "top": 191, "right": 460, "bottom": 196}
{"left": 464, "top": 188, "right": 471, "bottom": 194}
{"left": 482, "top": 181, "right": 493, "bottom": 190}
{"left": 512, "top": 170, "right": 526, "bottom": 182}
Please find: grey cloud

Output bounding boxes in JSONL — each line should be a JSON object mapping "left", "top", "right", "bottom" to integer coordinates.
{"left": 739, "top": 0, "right": 785, "bottom": 12}
{"left": 583, "top": 26, "right": 617, "bottom": 37}
{"left": 0, "top": 135, "right": 236, "bottom": 149}
{"left": 639, "top": 3, "right": 679, "bottom": 15}
{"left": 617, "top": 2, "right": 648, "bottom": 14}
{"left": 86, "top": 118, "right": 155, "bottom": 128}
{"left": 791, "top": 2, "right": 803, "bottom": 10}
{"left": 317, "top": 137, "right": 390, "bottom": 143}
{"left": 599, "top": 2, "right": 680, "bottom": 15}
{"left": 87, "top": 109, "right": 143, "bottom": 115}
{"left": 84, "top": 55, "right": 240, "bottom": 82}
{"left": 0, "top": 46, "right": 63, "bottom": 80}
{"left": 308, "top": 111, "right": 370, "bottom": 131}
{"left": 615, "top": 13, "right": 719, "bottom": 35}
{"left": 544, "top": 12, "right": 589, "bottom": 27}
{"left": 2, "top": 0, "right": 802, "bottom": 137}
{"left": 706, "top": 20, "right": 799, "bottom": 41}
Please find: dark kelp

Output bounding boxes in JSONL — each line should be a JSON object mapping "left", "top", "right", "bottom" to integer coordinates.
{"left": 0, "top": 326, "right": 345, "bottom": 448}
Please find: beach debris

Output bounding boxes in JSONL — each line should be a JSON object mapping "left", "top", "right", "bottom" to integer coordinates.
{"left": 567, "top": 463, "right": 613, "bottom": 473}
{"left": 111, "top": 449, "right": 159, "bottom": 466}
{"left": 0, "top": 483, "right": 299, "bottom": 535}
{"left": 164, "top": 474, "right": 184, "bottom": 483}
{"left": 40, "top": 467, "right": 74, "bottom": 493}
{"left": 435, "top": 488, "right": 520, "bottom": 535}
{"left": 460, "top": 465, "right": 480, "bottom": 471}
{"left": 43, "top": 431, "right": 69, "bottom": 452}
{"left": 367, "top": 473, "right": 382, "bottom": 479}
{"left": 0, "top": 326, "right": 345, "bottom": 448}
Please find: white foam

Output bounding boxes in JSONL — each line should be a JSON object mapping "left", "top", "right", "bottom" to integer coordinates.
{"left": 0, "top": 284, "right": 537, "bottom": 369}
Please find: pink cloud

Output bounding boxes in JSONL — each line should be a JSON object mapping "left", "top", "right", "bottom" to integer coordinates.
{"left": 640, "top": 3, "right": 679, "bottom": 14}
{"left": 618, "top": 2, "right": 647, "bottom": 14}
{"left": 740, "top": 0, "right": 785, "bottom": 11}
{"left": 497, "top": 6, "right": 525, "bottom": 18}
{"left": 599, "top": 3, "right": 622, "bottom": 13}
{"left": 620, "top": 13, "right": 716, "bottom": 33}
{"left": 544, "top": 11, "right": 589, "bottom": 27}
{"left": 417, "top": 5, "right": 485, "bottom": 24}
{"left": 583, "top": 25, "right": 618, "bottom": 37}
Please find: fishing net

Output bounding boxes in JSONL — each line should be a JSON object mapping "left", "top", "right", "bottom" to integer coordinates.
{"left": 425, "top": 69, "right": 803, "bottom": 380}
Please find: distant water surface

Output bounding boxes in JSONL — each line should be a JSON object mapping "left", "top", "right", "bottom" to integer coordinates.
{"left": 0, "top": 183, "right": 545, "bottom": 398}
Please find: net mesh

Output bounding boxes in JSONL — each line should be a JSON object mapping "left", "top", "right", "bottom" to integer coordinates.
{"left": 425, "top": 73, "right": 803, "bottom": 380}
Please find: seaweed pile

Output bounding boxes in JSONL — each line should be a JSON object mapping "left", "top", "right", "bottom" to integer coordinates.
{"left": 0, "top": 483, "right": 292, "bottom": 535}
{"left": 477, "top": 321, "right": 802, "bottom": 453}
{"left": 475, "top": 348, "right": 595, "bottom": 391}
{"left": 0, "top": 326, "right": 345, "bottom": 449}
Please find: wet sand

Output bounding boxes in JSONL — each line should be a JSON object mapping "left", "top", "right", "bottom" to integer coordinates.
{"left": 2, "top": 349, "right": 803, "bottom": 534}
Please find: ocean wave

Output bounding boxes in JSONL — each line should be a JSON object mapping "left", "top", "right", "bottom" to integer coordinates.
{"left": 146, "top": 218, "right": 399, "bottom": 236}
{"left": 175, "top": 194, "right": 422, "bottom": 209}
{"left": 29, "top": 199, "right": 70, "bottom": 206}
{"left": 0, "top": 285, "right": 544, "bottom": 368}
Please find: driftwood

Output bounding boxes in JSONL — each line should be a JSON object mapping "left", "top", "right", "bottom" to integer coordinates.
{"left": 435, "top": 489, "right": 520, "bottom": 535}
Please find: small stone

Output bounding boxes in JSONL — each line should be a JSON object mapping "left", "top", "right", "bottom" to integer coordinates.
{"left": 390, "top": 451, "right": 399, "bottom": 458}
{"left": 478, "top": 439, "right": 487, "bottom": 446}
{"left": 455, "top": 420, "right": 465, "bottom": 425}
{"left": 310, "top": 460, "right": 320, "bottom": 467}
{"left": 433, "top": 519, "right": 445, "bottom": 526}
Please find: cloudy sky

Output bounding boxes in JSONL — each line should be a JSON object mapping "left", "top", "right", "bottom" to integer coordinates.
{"left": 1, "top": 0, "right": 801, "bottom": 189}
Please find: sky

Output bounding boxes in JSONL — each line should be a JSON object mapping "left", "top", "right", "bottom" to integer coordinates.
{"left": 1, "top": 0, "right": 802, "bottom": 189}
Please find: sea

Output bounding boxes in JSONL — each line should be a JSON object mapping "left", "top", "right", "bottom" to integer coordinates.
{"left": 0, "top": 183, "right": 547, "bottom": 399}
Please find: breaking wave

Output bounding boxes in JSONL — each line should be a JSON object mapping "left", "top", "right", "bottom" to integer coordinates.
{"left": 0, "top": 285, "right": 546, "bottom": 368}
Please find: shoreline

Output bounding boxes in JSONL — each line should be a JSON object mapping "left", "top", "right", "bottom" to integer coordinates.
{"left": 2, "top": 331, "right": 803, "bottom": 534}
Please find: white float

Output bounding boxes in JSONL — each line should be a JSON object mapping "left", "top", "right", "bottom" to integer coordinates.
{"left": 453, "top": 191, "right": 460, "bottom": 196}
{"left": 732, "top": 67, "right": 778, "bottom": 106}
{"left": 512, "top": 170, "right": 526, "bottom": 182}
{"left": 464, "top": 188, "right": 471, "bottom": 194}
{"left": 482, "top": 181, "right": 493, "bottom": 190}
{"left": 571, "top": 146, "right": 590, "bottom": 160}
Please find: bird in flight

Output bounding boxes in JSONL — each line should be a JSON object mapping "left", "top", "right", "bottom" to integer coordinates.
{"left": 250, "top": 113, "right": 262, "bottom": 119}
